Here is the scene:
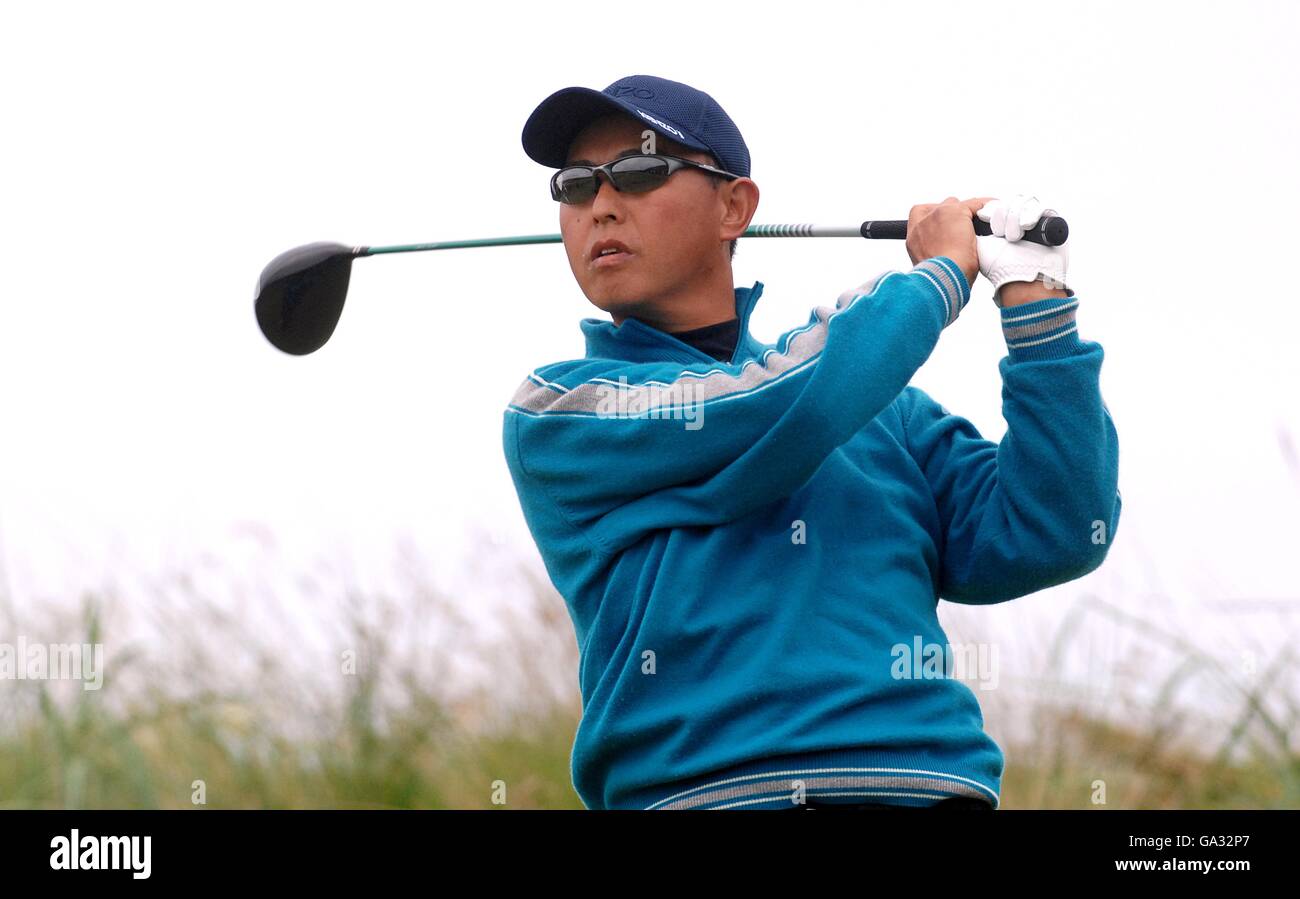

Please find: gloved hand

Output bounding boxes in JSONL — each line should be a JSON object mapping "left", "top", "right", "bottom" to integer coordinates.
{"left": 976, "top": 195, "right": 1071, "bottom": 307}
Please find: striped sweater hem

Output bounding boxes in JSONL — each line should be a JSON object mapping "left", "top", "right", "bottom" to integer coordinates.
{"left": 1001, "top": 294, "right": 1083, "bottom": 361}
{"left": 626, "top": 746, "right": 1000, "bottom": 811}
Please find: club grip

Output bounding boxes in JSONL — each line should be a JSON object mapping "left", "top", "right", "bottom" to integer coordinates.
{"left": 860, "top": 214, "right": 1068, "bottom": 246}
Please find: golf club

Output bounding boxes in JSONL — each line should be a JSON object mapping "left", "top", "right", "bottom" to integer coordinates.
{"left": 254, "top": 214, "right": 1068, "bottom": 356}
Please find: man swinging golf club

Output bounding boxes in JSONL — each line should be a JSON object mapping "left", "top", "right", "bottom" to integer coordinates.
{"left": 504, "top": 74, "right": 1121, "bottom": 810}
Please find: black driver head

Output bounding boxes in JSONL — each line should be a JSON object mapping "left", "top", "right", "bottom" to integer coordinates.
{"left": 254, "top": 242, "right": 360, "bottom": 355}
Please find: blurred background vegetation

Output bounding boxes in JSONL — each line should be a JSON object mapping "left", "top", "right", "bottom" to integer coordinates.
{"left": 0, "top": 549, "right": 1295, "bottom": 810}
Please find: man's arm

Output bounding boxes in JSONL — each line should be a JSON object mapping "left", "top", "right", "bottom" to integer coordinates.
{"left": 504, "top": 257, "right": 970, "bottom": 557}
{"left": 902, "top": 292, "right": 1121, "bottom": 604}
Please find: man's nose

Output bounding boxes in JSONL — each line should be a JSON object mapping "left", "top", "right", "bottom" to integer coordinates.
{"left": 590, "top": 171, "right": 622, "bottom": 215}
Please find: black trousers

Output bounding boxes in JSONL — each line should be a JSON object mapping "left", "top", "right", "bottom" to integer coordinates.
{"left": 784, "top": 797, "right": 994, "bottom": 810}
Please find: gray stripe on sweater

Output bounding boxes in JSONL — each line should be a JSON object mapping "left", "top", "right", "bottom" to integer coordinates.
{"left": 1003, "top": 308, "right": 1078, "bottom": 341}
{"left": 651, "top": 771, "right": 995, "bottom": 809}
{"left": 508, "top": 270, "right": 926, "bottom": 416}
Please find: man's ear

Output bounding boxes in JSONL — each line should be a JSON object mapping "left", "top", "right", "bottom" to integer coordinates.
{"left": 720, "top": 177, "right": 759, "bottom": 243}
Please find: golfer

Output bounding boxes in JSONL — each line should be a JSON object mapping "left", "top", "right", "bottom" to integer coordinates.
{"left": 504, "top": 74, "right": 1121, "bottom": 810}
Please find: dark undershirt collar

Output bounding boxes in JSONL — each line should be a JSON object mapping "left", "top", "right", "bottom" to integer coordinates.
{"left": 667, "top": 317, "right": 740, "bottom": 362}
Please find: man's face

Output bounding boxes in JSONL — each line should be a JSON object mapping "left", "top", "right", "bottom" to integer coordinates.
{"left": 559, "top": 113, "right": 731, "bottom": 322}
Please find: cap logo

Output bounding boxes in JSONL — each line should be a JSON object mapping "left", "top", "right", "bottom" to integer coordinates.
{"left": 634, "top": 109, "right": 684, "bottom": 141}
{"left": 611, "top": 85, "right": 655, "bottom": 100}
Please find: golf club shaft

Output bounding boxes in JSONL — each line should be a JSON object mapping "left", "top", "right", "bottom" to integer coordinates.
{"left": 253, "top": 212, "right": 1067, "bottom": 355}
{"left": 360, "top": 225, "right": 862, "bottom": 255}
{"left": 354, "top": 216, "right": 1066, "bottom": 257}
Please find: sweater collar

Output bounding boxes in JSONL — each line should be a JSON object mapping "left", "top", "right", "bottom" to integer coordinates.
{"left": 580, "top": 281, "right": 766, "bottom": 365}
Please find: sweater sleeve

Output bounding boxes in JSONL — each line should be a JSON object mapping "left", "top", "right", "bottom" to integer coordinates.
{"left": 504, "top": 256, "right": 970, "bottom": 557}
{"left": 902, "top": 293, "right": 1122, "bottom": 604}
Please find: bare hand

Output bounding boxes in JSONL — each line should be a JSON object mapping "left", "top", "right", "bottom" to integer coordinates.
{"left": 905, "top": 196, "right": 994, "bottom": 287}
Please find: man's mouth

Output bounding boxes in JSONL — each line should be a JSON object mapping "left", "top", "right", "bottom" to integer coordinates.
{"left": 591, "top": 239, "right": 634, "bottom": 269}
{"left": 593, "top": 249, "right": 633, "bottom": 268}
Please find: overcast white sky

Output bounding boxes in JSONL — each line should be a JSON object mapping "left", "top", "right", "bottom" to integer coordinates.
{"left": 1, "top": 1, "right": 1297, "bottom": 697}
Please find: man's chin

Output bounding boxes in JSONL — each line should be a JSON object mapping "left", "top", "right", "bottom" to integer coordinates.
{"left": 586, "top": 288, "right": 648, "bottom": 323}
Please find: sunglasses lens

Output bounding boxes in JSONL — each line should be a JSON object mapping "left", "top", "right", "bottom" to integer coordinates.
{"left": 552, "top": 157, "right": 674, "bottom": 203}
{"left": 553, "top": 168, "right": 598, "bottom": 204}
{"left": 611, "top": 156, "right": 670, "bottom": 193}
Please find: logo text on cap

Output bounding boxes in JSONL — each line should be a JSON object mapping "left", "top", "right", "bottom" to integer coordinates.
{"left": 635, "top": 109, "right": 684, "bottom": 141}
{"left": 612, "top": 86, "right": 655, "bottom": 100}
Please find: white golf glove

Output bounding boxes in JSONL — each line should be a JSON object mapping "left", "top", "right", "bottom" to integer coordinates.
{"left": 976, "top": 194, "right": 1071, "bottom": 306}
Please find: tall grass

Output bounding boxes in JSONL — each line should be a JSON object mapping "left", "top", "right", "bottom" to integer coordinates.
{"left": 1, "top": 549, "right": 1296, "bottom": 809}
{"left": 0, "top": 555, "right": 584, "bottom": 810}
{"left": 984, "top": 594, "right": 1298, "bottom": 809}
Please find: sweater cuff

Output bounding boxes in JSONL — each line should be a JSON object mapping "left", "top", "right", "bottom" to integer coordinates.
{"left": 1000, "top": 294, "right": 1083, "bottom": 361}
{"left": 910, "top": 257, "right": 970, "bottom": 328}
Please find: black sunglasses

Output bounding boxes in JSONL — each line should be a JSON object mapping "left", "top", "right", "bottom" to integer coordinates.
{"left": 550, "top": 153, "right": 741, "bottom": 205}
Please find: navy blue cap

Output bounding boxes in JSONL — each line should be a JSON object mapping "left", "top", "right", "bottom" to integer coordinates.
{"left": 521, "top": 74, "right": 750, "bottom": 178}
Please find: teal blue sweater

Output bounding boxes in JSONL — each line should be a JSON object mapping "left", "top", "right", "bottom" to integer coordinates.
{"left": 502, "top": 256, "right": 1121, "bottom": 810}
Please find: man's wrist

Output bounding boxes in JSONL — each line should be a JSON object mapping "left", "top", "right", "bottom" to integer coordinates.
{"left": 997, "top": 278, "right": 1073, "bottom": 308}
